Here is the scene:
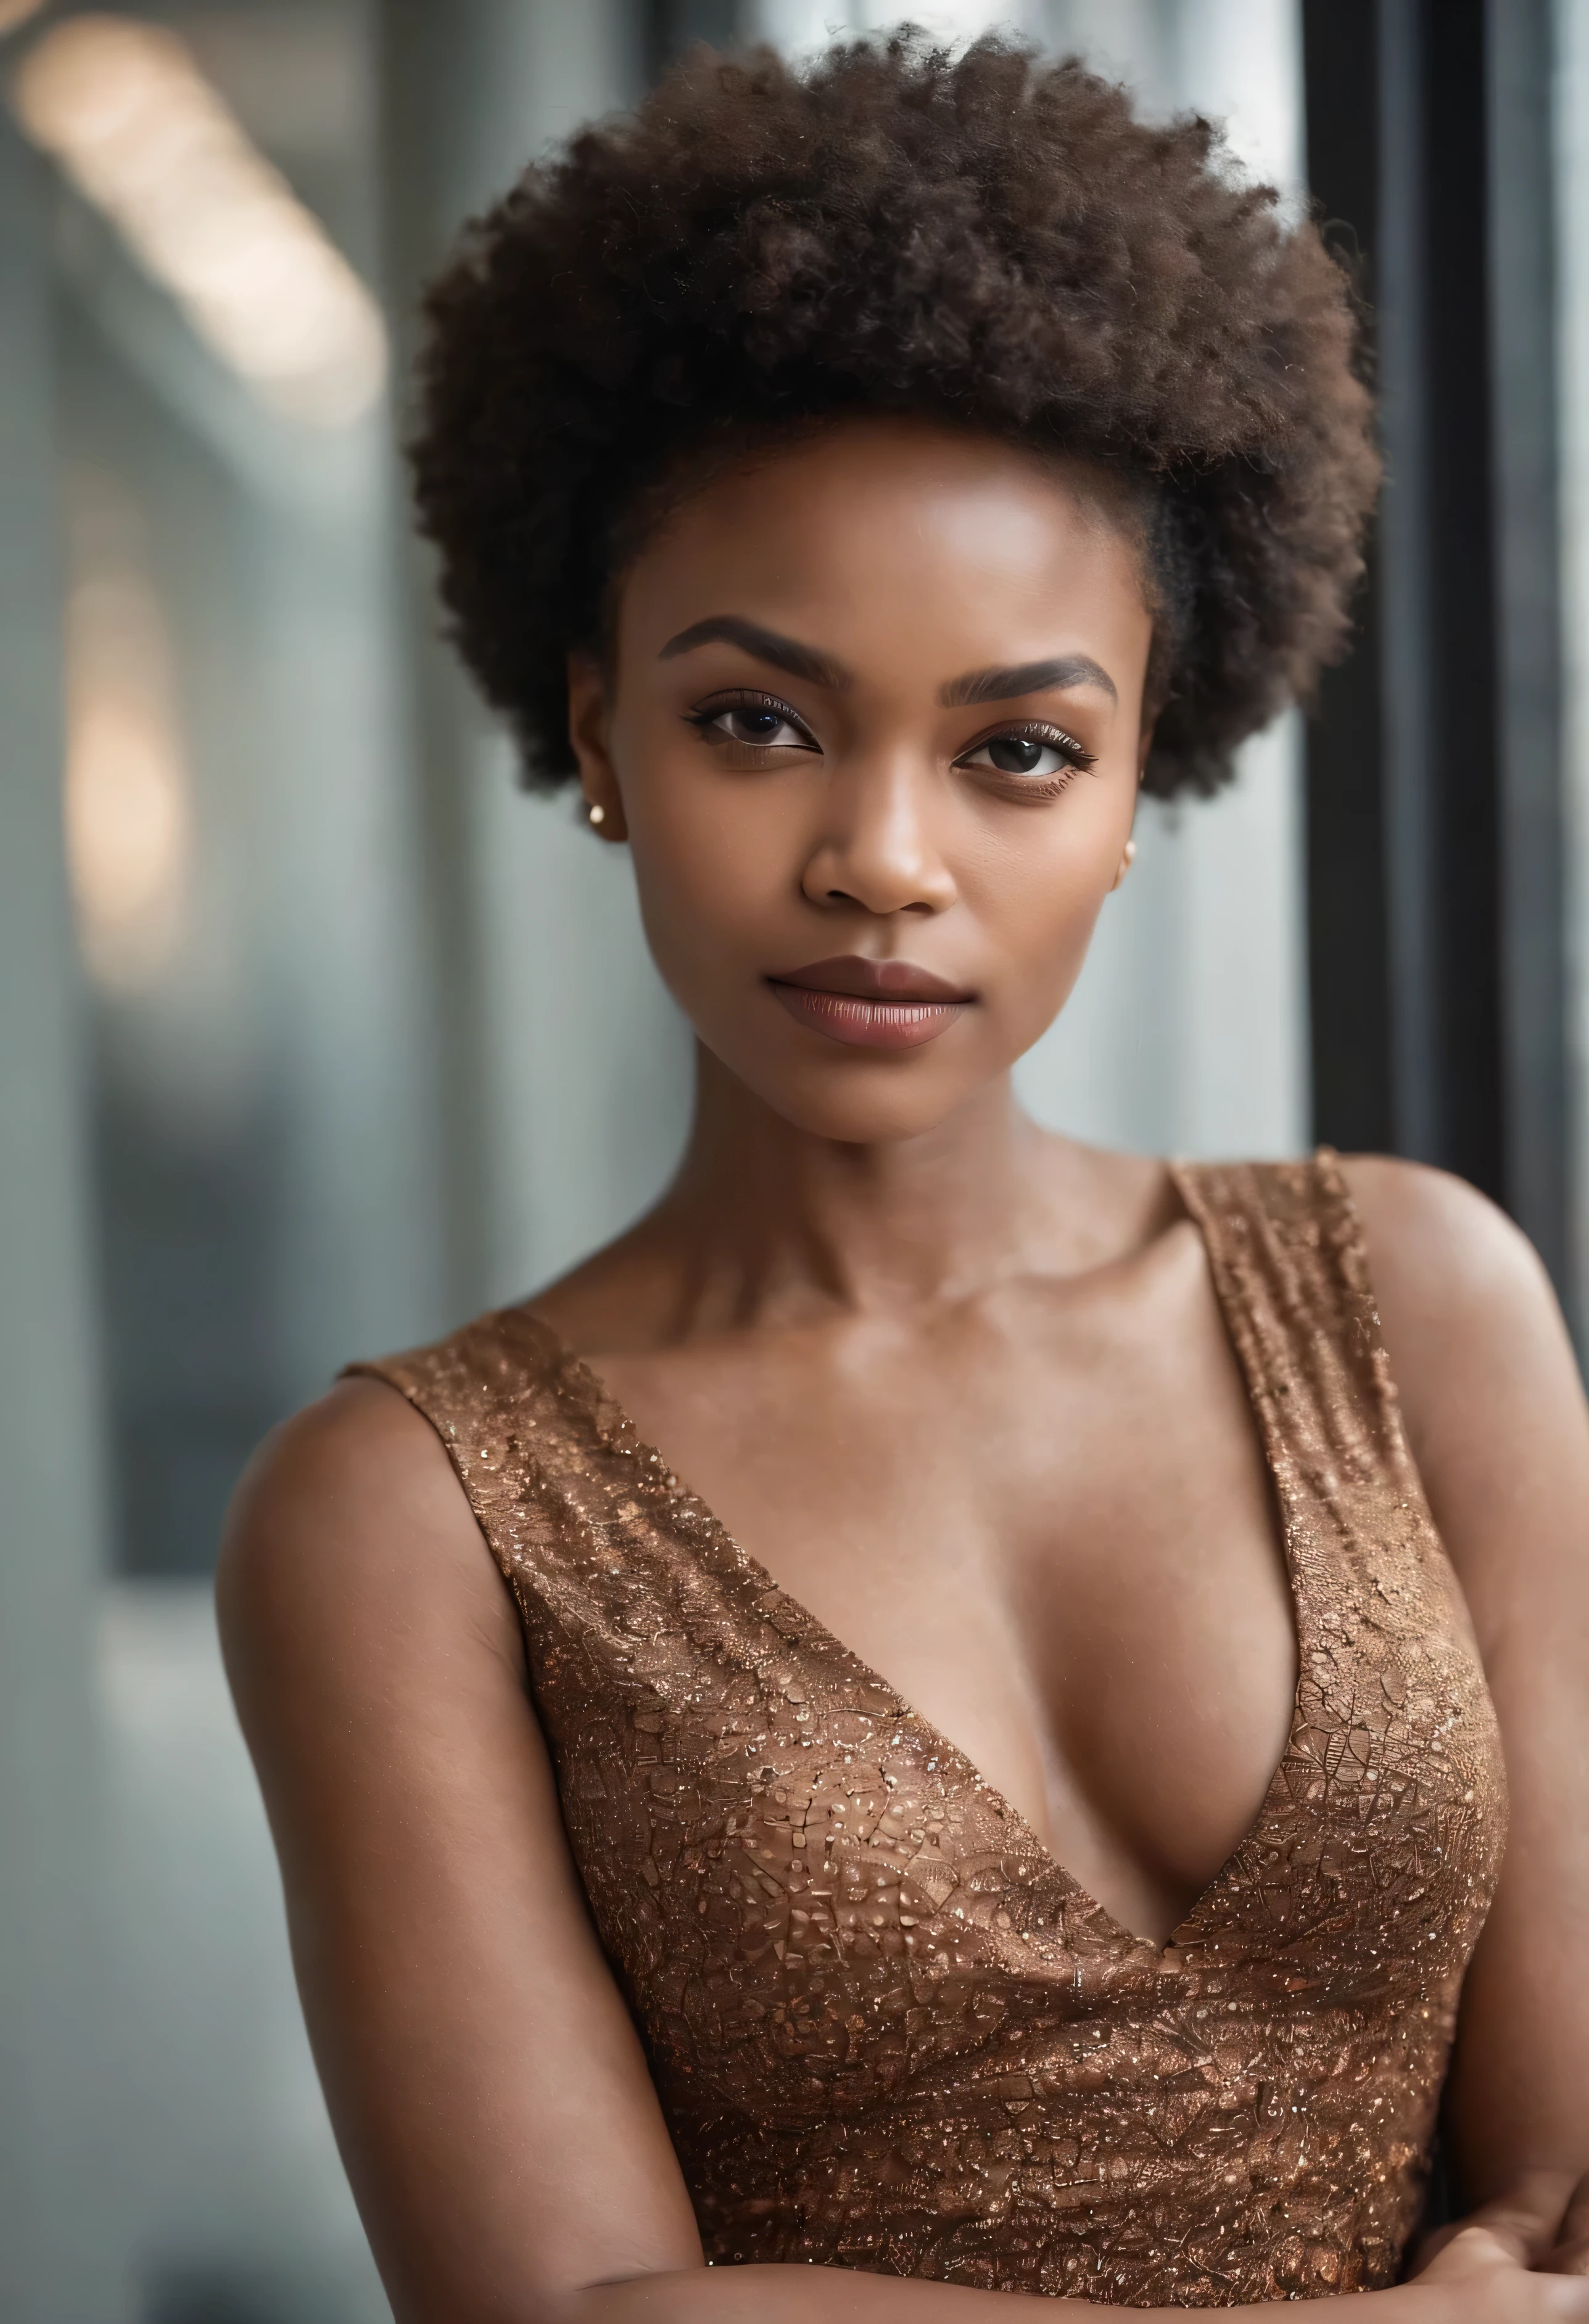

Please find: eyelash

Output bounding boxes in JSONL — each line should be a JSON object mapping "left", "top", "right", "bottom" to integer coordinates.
{"left": 682, "top": 690, "right": 1099, "bottom": 793}
{"left": 959, "top": 722, "right": 1099, "bottom": 793}
{"left": 682, "top": 691, "right": 819, "bottom": 752}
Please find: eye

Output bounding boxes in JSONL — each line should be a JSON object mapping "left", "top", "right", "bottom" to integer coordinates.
{"left": 957, "top": 727, "right": 1096, "bottom": 781}
{"left": 686, "top": 693, "right": 819, "bottom": 752}
{"left": 717, "top": 706, "right": 807, "bottom": 747}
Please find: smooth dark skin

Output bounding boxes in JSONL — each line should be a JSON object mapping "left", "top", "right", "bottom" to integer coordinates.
{"left": 220, "top": 419, "right": 1589, "bottom": 2324}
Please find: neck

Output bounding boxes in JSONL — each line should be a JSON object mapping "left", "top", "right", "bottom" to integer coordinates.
{"left": 649, "top": 1042, "right": 1065, "bottom": 1329}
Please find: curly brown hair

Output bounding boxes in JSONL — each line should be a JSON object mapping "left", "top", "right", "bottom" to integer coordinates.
{"left": 410, "top": 32, "right": 1379, "bottom": 799}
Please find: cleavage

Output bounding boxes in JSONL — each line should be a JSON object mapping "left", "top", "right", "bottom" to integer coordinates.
{"left": 589, "top": 1325, "right": 1300, "bottom": 1950}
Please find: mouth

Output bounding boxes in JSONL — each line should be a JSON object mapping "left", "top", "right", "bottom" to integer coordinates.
{"left": 765, "top": 955, "right": 975, "bottom": 1051}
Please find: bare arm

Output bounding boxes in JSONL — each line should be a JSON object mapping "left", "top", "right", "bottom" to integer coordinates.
{"left": 217, "top": 1382, "right": 701, "bottom": 2315}
{"left": 1345, "top": 1158, "right": 1589, "bottom": 2275}
{"left": 219, "top": 1364, "right": 1588, "bottom": 2323}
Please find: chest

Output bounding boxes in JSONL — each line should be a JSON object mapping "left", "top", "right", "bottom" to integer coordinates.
{"left": 588, "top": 1253, "right": 1299, "bottom": 1945}
{"left": 482, "top": 1264, "right": 1508, "bottom": 2301}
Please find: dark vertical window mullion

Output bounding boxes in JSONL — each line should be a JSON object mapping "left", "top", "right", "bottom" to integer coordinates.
{"left": 1487, "top": 0, "right": 1572, "bottom": 1310}
{"left": 1301, "top": 0, "right": 1395, "bottom": 1157}
{"left": 1305, "top": 0, "right": 1575, "bottom": 1329}
{"left": 1374, "top": 0, "right": 1442, "bottom": 1167}
{"left": 1422, "top": 0, "right": 1506, "bottom": 1198}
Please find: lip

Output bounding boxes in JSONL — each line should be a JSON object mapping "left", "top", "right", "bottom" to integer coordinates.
{"left": 766, "top": 954, "right": 974, "bottom": 1051}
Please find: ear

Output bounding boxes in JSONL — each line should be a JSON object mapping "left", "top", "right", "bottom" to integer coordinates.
{"left": 1112, "top": 719, "right": 1150, "bottom": 893}
{"left": 1136, "top": 716, "right": 1157, "bottom": 786}
{"left": 567, "top": 653, "right": 628, "bottom": 843}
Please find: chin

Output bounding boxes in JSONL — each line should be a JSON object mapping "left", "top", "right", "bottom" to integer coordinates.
{"left": 716, "top": 1050, "right": 997, "bottom": 1146}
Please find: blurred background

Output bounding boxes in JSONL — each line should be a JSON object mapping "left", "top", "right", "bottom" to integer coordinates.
{"left": 0, "top": 0, "right": 1582, "bottom": 2315}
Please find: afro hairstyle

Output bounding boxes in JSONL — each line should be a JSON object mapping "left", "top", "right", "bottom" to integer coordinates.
{"left": 410, "top": 31, "right": 1380, "bottom": 799}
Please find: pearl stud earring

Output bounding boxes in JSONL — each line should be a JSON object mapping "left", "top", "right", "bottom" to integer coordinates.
{"left": 588, "top": 802, "right": 605, "bottom": 826}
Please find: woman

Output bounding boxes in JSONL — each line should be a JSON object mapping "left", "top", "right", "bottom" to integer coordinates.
{"left": 220, "top": 36, "right": 1589, "bottom": 2324}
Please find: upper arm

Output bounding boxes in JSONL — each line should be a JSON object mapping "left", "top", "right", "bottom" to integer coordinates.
{"left": 1339, "top": 1158, "right": 1589, "bottom": 2199}
{"left": 216, "top": 1378, "right": 703, "bottom": 2324}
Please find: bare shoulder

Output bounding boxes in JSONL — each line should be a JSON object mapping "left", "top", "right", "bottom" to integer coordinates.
{"left": 1336, "top": 1152, "right": 1550, "bottom": 1311}
{"left": 217, "top": 1375, "right": 523, "bottom": 1721}
{"left": 1334, "top": 1153, "right": 1570, "bottom": 1390}
{"left": 1334, "top": 1155, "right": 1588, "bottom": 1596}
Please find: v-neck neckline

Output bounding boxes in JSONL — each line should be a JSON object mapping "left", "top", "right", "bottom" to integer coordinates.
{"left": 518, "top": 1157, "right": 1318, "bottom": 1965}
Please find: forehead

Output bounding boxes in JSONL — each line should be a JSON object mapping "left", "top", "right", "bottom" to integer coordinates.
{"left": 615, "top": 418, "right": 1154, "bottom": 680}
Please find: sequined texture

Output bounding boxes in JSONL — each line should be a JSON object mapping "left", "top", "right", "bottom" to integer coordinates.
{"left": 350, "top": 1154, "right": 1506, "bottom": 2304}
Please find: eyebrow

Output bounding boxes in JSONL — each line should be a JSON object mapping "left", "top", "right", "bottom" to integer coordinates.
{"left": 941, "top": 655, "right": 1118, "bottom": 707}
{"left": 658, "top": 616, "right": 851, "bottom": 691}
{"left": 658, "top": 620, "right": 1118, "bottom": 711}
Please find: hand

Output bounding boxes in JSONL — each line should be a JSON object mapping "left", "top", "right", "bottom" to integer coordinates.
{"left": 1538, "top": 2178, "right": 1589, "bottom": 2277}
{"left": 1404, "top": 2176, "right": 1589, "bottom": 2323}
{"left": 1406, "top": 2227, "right": 1587, "bottom": 2322}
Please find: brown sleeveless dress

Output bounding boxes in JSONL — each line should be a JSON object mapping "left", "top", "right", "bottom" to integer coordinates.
{"left": 351, "top": 1155, "right": 1506, "bottom": 2305}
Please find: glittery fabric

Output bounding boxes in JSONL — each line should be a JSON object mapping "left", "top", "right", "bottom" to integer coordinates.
{"left": 350, "top": 1153, "right": 1506, "bottom": 2304}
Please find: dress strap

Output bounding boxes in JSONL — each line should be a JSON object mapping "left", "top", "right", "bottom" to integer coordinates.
{"left": 344, "top": 1306, "right": 757, "bottom": 1680}
{"left": 1169, "top": 1148, "right": 1427, "bottom": 1521}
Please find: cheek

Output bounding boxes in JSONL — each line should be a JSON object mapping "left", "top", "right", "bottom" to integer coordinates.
{"left": 620, "top": 754, "right": 796, "bottom": 978}
{"left": 955, "top": 796, "right": 1128, "bottom": 967}
{"left": 639, "top": 792, "right": 787, "bottom": 901}
{"left": 978, "top": 855, "right": 1115, "bottom": 1045}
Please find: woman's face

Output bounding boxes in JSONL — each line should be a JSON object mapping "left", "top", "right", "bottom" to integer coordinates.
{"left": 570, "top": 416, "right": 1154, "bottom": 1145}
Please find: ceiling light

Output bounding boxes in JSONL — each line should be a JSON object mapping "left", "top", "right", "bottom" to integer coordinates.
{"left": 14, "top": 15, "right": 386, "bottom": 427}
{"left": 64, "top": 560, "right": 191, "bottom": 992}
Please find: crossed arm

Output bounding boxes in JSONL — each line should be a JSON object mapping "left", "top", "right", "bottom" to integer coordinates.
{"left": 218, "top": 1161, "right": 1589, "bottom": 2324}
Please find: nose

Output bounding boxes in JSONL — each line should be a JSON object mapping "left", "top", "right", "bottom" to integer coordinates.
{"left": 799, "top": 757, "right": 959, "bottom": 918}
